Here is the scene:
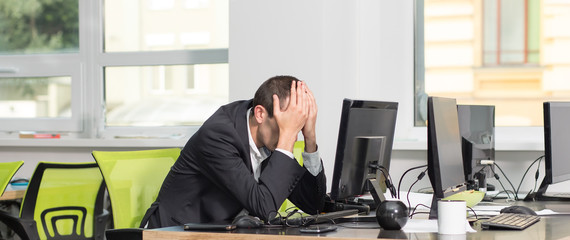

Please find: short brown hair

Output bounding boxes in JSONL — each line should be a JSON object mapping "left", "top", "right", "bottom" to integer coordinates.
{"left": 253, "top": 75, "right": 300, "bottom": 118}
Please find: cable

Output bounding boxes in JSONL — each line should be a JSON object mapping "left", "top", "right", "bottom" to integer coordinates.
{"left": 378, "top": 166, "right": 398, "bottom": 198}
{"left": 533, "top": 157, "right": 543, "bottom": 193}
{"left": 493, "top": 163, "right": 518, "bottom": 200}
{"left": 369, "top": 164, "right": 397, "bottom": 198}
{"left": 515, "top": 155, "right": 544, "bottom": 198}
{"left": 467, "top": 206, "right": 478, "bottom": 220}
{"left": 490, "top": 190, "right": 516, "bottom": 200}
{"left": 409, "top": 211, "right": 430, "bottom": 218}
{"left": 406, "top": 172, "right": 425, "bottom": 212}
{"left": 409, "top": 203, "right": 431, "bottom": 219}
{"left": 397, "top": 164, "right": 427, "bottom": 199}
{"left": 489, "top": 167, "right": 513, "bottom": 201}
{"left": 336, "top": 223, "right": 380, "bottom": 229}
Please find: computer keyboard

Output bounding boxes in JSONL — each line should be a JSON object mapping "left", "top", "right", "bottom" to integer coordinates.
{"left": 283, "top": 209, "right": 359, "bottom": 226}
{"left": 481, "top": 213, "right": 540, "bottom": 230}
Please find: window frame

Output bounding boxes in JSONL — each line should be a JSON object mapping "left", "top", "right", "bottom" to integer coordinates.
{"left": 0, "top": 0, "right": 229, "bottom": 138}
{"left": 0, "top": 54, "right": 83, "bottom": 132}
{"left": 92, "top": 1, "right": 228, "bottom": 139}
{"left": 482, "top": 0, "right": 539, "bottom": 66}
{"left": 412, "top": 0, "right": 544, "bottom": 151}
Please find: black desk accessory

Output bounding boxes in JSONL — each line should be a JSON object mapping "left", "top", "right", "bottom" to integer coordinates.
{"left": 375, "top": 200, "right": 408, "bottom": 230}
{"left": 183, "top": 222, "right": 236, "bottom": 231}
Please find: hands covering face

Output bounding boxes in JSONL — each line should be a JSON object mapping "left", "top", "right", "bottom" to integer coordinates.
{"left": 272, "top": 81, "right": 317, "bottom": 153}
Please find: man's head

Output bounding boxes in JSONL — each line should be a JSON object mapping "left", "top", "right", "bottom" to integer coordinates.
{"left": 250, "top": 75, "right": 300, "bottom": 150}
{"left": 253, "top": 75, "right": 300, "bottom": 118}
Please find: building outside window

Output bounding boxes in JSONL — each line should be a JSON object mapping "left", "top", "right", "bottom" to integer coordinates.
{"left": 416, "top": 0, "right": 570, "bottom": 127}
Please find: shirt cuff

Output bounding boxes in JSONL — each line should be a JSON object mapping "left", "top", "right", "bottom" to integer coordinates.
{"left": 275, "top": 148, "right": 294, "bottom": 159}
{"left": 302, "top": 150, "right": 322, "bottom": 176}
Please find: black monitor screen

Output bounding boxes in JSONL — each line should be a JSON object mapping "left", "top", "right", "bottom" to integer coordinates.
{"left": 330, "top": 99, "right": 398, "bottom": 202}
{"left": 457, "top": 105, "right": 495, "bottom": 183}
{"left": 427, "top": 97, "right": 466, "bottom": 199}
{"left": 544, "top": 102, "right": 570, "bottom": 185}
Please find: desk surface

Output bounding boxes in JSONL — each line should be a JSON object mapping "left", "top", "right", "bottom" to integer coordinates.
{"left": 0, "top": 189, "right": 25, "bottom": 201}
{"left": 143, "top": 201, "right": 570, "bottom": 240}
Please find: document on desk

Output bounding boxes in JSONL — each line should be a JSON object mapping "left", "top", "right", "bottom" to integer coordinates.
{"left": 471, "top": 204, "right": 561, "bottom": 216}
{"left": 470, "top": 204, "right": 510, "bottom": 216}
{"left": 402, "top": 219, "right": 476, "bottom": 233}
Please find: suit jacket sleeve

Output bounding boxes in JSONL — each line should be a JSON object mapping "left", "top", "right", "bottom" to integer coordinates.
{"left": 287, "top": 160, "right": 327, "bottom": 214}
{"left": 190, "top": 120, "right": 308, "bottom": 221}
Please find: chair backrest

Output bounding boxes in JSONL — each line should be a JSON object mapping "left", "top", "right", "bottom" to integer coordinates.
{"left": 0, "top": 161, "right": 24, "bottom": 196}
{"left": 279, "top": 141, "right": 305, "bottom": 213}
{"left": 20, "top": 162, "right": 105, "bottom": 240}
{"left": 92, "top": 148, "right": 180, "bottom": 229}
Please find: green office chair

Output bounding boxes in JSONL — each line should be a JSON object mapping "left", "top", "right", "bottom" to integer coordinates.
{"left": 279, "top": 141, "right": 305, "bottom": 214}
{"left": 0, "top": 162, "right": 108, "bottom": 240}
{"left": 0, "top": 161, "right": 24, "bottom": 239}
{"left": 0, "top": 161, "right": 24, "bottom": 196}
{"left": 92, "top": 148, "right": 180, "bottom": 240}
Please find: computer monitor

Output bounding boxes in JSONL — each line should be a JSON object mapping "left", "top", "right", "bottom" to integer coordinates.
{"left": 457, "top": 105, "right": 495, "bottom": 191}
{"left": 329, "top": 99, "right": 398, "bottom": 206}
{"left": 427, "top": 97, "right": 467, "bottom": 219}
{"left": 527, "top": 101, "right": 570, "bottom": 201}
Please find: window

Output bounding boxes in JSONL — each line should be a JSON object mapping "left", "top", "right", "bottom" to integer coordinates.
{"left": 415, "top": 0, "right": 570, "bottom": 127}
{"left": 101, "top": 0, "right": 229, "bottom": 137}
{"left": 0, "top": 0, "right": 81, "bottom": 132}
{"left": 0, "top": 0, "right": 79, "bottom": 55}
{"left": 483, "top": 0, "right": 539, "bottom": 65}
{"left": 0, "top": 0, "right": 228, "bottom": 137}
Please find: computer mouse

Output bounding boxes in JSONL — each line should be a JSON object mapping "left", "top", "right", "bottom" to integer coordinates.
{"left": 231, "top": 215, "right": 263, "bottom": 229}
{"left": 500, "top": 206, "right": 537, "bottom": 216}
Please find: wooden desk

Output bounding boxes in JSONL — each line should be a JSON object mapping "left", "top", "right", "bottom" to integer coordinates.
{"left": 144, "top": 225, "right": 401, "bottom": 240}
{"left": 143, "top": 201, "right": 570, "bottom": 240}
{"left": 0, "top": 189, "right": 25, "bottom": 201}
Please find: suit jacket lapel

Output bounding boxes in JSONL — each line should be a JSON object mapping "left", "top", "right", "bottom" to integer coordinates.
{"left": 235, "top": 100, "right": 254, "bottom": 173}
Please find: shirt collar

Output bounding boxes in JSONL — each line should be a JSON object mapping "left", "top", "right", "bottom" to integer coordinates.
{"left": 246, "top": 108, "right": 270, "bottom": 162}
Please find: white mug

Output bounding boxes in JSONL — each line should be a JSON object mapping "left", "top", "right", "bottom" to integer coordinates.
{"left": 437, "top": 200, "right": 466, "bottom": 235}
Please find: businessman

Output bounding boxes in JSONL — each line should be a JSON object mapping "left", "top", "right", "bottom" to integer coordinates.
{"left": 142, "top": 75, "right": 327, "bottom": 228}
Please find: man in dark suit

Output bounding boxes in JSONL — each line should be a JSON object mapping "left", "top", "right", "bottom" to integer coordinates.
{"left": 142, "top": 76, "right": 327, "bottom": 228}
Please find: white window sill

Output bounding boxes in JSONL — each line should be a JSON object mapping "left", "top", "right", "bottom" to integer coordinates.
{"left": 392, "top": 139, "right": 544, "bottom": 152}
{"left": 0, "top": 138, "right": 543, "bottom": 152}
{"left": 0, "top": 138, "right": 186, "bottom": 148}
{"left": 393, "top": 126, "right": 545, "bottom": 152}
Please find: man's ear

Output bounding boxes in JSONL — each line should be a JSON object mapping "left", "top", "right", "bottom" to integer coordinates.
{"left": 253, "top": 105, "right": 266, "bottom": 124}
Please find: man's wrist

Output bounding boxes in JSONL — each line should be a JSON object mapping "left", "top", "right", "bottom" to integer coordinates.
{"left": 277, "top": 133, "right": 297, "bottom": 152}
{"left": 303, "top": 137, "right": 317, "bottom": 153}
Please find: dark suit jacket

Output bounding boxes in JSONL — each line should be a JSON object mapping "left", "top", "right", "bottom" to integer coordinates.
{"left": 142, "top": 100, "right": 327, "bottom": 228}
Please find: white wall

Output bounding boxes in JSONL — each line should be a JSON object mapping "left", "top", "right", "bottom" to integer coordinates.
{"left": 0, "top": 0, "right": 561, "bottom": 198}
{"left": 230, "top": 0, "right": 418, "bottom": 191}
{"left": 229, "top": 0, "right": 560, "bottom": 195}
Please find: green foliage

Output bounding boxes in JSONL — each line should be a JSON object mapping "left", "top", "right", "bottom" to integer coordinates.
{"left": 0, "top": 0, "right": 78, "bottom": 54}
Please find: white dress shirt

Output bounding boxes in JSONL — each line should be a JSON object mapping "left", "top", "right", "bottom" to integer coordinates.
{"left": 246, "top": 108, "right": 322, "bottom": 182}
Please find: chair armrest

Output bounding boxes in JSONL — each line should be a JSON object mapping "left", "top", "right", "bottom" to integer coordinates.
{"left": 0, "top": 210, "right": 40, "bottom": 240}
{"left": 105, "top": 228, "right": 143, "bottom": 240}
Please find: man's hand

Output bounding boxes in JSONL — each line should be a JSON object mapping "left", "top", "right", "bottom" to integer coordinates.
{"left": 273, "top": 81, "right": 309, "bottom": 152}
{"left": 302, "top": 85, "right": 318, "bottom": 153}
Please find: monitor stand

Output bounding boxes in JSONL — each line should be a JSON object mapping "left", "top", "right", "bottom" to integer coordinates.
{"left": 428, "top": 184, "right": 467, "bottom": 219}
{"left": 524, "top": 177, "right": 570, "bottom": 201}
{"left": 367, "top": 178, "right": 386, "bottom": 205}
{"left": 324, "top": 178, "right": 385, "bottom": 219}
{"left": 428, "top": 194, "right": 440, "bottom": 219}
